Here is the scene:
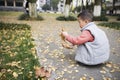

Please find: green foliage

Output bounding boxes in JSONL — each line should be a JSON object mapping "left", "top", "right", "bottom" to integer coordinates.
{"left": 0, "top": 22, "right": 30, "bottom": 30}
{"left": 18, "top": 14, "right": 44, "bottom": 21}
{"left": 56, "top": 16, "right": 77, "bottom": 21}
{"left": 50, "top": 0, "right": 59, "bottom": 10}
{"left": 98, "top": 22, "right": 120, "bottom": 30}
{"left": 42, "top": 4, "right": 51, "bottom": 11}
{"left": 28, "top": 0, "right": 37, "bottom": 3}
{"left": 0, "top": 22, "right": 40, "bottom": 80}
{"left": 65, "top": 0, "right": 72, "bottom": 4}
{"left": 93, "top": 15, "right": 108, "bottom": 21}
{"left": 117, "top": 17, "right": 120, "bottom": 21}
{"left": 117, "top": 15, "right": 120, "bottom": 21}
{"left": 73, "top": 6, "right": 81, "bottom": 13}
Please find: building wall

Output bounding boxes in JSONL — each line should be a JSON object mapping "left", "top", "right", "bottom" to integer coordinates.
{"left": 0, "top": 0, "right": 24, "bottom": 7}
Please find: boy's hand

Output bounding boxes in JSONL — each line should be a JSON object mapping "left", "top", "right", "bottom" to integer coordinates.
{"left": 62, "top": 32, "right": 68, "bottom": 37}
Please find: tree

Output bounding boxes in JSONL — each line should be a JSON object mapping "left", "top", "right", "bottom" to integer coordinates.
{"left": 50, "top": 0, "right": 59, "bottom": 11}
{"left": 93, "top": 0, "right": 101, "bottom": 16}
{"left": 112, "top": 0, "right": 117, "bottom": 14}
{"left": 64, "top": 0, "right": 72, "bottom": 17}
{"left": 27, "top": 0, "right": 37, "bottom": 18}
{"left": 42, "top": 4, "right": 51, "bottom": 11}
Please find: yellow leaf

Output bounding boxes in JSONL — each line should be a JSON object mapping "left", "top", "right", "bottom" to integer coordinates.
{"left": 13, "top": 72, "right": 18, "bottom": 78}
{"left": 80, "top": 76, "right": 86, "bottom": 80}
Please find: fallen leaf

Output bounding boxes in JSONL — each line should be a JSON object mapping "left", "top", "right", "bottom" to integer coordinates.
{"left": 80, "top": 76, "right": 86, "bottom": 80}
{"left": 100, "top": 70, "right": 106, "bottom": 74}
{"left": 89, "top": 77, "right": 94, "bottom": 80}
{"left": 103, "top": 77, "right": 111, "bottom": 80}
{"left": 105, "top": 62, "right": 112, "bottom": 68}
{"left": 110, "top": 69, "right": 115, "bottom": 73}
{"left": 45, "top": 70, "right": 51, "bottom": 78}
{"left": 13, "top": 72, "right": 18, "bottom": 78}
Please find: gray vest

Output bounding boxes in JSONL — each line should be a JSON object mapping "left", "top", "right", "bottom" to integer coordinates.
{"left": 75, "top": 22, "right": 110, "bottom": 65}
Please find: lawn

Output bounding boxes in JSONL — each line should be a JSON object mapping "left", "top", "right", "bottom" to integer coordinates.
{"left": 0, "top": 22, "right": 40, "bottom": 80}
{"left": 98, "top": 22, "right": 120, "bottom": 30}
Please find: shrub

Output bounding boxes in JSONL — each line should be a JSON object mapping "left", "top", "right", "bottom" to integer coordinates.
{"left": 93, "top": 15, "right": 108, "bottom": 21}
{"left": 98, "top": 22, "right": 120, "bottom": 30}
{"left": 117, "top": 15, "right": 120, "bottom": 21}
{"left": 18, "top": 14, "right": 44, "bottom": 21}
{"left": 56, "top": 16, "right": 77, "bottom": 21}
{"left": 42, "top": 4, "right": 51, "bottom": 11}
{"left": 28, "top": 0, "right": 37, "bottom": 3}
{"left": 117, "top": 17, "right": 120, "bottom": 21}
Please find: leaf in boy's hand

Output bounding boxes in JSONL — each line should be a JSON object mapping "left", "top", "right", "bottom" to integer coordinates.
{"left": 60, "top": 28, "right": 65, "bottom": 41}
{"left": 60, "top": 33, "right": 65, "bottom": 41}
{"left": 62, "top": 42, "right": 73, "bottom": 49}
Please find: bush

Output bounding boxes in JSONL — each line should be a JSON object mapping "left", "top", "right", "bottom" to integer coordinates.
{"left": 42, "top": 4, "right": 51, "bottom": 11}
{"left": 28, "top": 0, "right": 37, "bottom": 3}
{"left": 117, "top": 17, "right": 120, "bottom": 21}
{"left": 18, "top": 13, "right": 44, "bottom": 21}
{"left": 56, "top": 16, "right": 77, "bottom": 21}
{"left": 98, "top": 22, "right": 120, "bottom": 30}
{"left": 93, "top": 15, "right": 108, "bottom": 21}
{"left": 117, "top": 15, "right": 120, "bottom": 21}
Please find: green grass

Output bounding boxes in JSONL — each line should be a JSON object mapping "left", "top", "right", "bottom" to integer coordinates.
{"left": 0, "top": 11, "right": 23, "bottom": 17}
{"left": 0, "top": 22, "right": 40, "bottom": 80}
{"left": 98, "top": 22, "right": 120, "bottom": 30}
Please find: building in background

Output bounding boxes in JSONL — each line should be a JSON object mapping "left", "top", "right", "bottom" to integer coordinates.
{"left": 0, "top": 0, "right": 24, "bottom": 11}
{"left": 0, "top": 0, "right": 50, "bottom": 11}
{"left": 106, "top": 0, "right": 120, "bottom": 14}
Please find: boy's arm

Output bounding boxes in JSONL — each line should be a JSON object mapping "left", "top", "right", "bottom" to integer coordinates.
{"left": 64, "top": 30, "right": 94, "bottom": 45}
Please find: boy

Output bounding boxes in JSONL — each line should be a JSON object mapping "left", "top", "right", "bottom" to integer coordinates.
{"left": 62, "top": 11, "right": 110, "bottom": 65}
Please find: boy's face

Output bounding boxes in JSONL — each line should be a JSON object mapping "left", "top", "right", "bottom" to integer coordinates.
{"left": 78, "top": 18, "right": 88, "bottom": 28}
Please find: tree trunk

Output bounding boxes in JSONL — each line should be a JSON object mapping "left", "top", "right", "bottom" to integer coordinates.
{"left": 112, "top": 0, "right": 117, "bottom": 14}
{"left": 64, "top": 4, "right": 70, "bottom": 17}
{"left": 29, "top": 3, "right": 37, "bottom": 18}
{"left": 4, "top": 0, "right": 7, "bottom": 6}
{"left": 93, "top": 0, "right": 101, "bottom": 16}
{"left": 81, "top": 0, "right": 83, "bottom": 11}
{"left": 64, "top": 0, "right": 72, "bottom": 17}
{"left": 13, "top": 0, "right": 16, "bottom": 7}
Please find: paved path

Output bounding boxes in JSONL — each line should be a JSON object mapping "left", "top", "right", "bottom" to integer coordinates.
{"left": 0, "top": 14, "right": 120, "bottom": 80}
{"left": 30, "top": 19, "right": 120, "bottom": 80}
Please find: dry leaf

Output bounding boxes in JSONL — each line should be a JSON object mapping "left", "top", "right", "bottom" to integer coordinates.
{"left": 45, "top": 70, "right": 51, "bottom": 78}
{"left": 35, "top": 67, "right": 51, "bottom": 78}
{"left": 13, "top": 72, "right": 18, "bottom": 78}
{"left": 60, "top": 28, "right": 65, "bottom": 41}
{"left": 75, "top": 70, "right": 79, "bottom": 72}
{"left": 62, "top": 42, "right": 73, "bottom": 49}
{"left": 90, "top": 77, "right": 94, "bottom": 80}
{"left": 103, "top": 77, "right": 111, "bottom": 80}
{"left": 110, "top": 69, "right": 115, "bottom": 73}
{"left": 80, "top": 76, "right": 86, "bottom": 80}
{"left": 105, "top": 62, "right": 112, "bottom": 68}
{"left": 1, "top": 69, "right": 6, "bottom": 73}
{"left": 100, "top": 70, "right": 106, "bottom": 74}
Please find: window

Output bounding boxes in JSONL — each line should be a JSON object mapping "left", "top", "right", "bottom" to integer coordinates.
{"left": 0, "top": 0, "right": 4, "bottom": 6}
